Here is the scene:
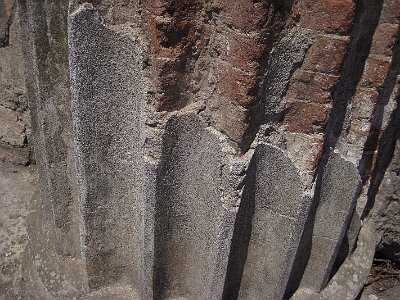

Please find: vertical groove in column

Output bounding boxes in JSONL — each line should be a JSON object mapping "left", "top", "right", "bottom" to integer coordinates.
{"left": 299, "top": 152, "right": 361, "bottom": 292}
{"left": 226, "top": 144, "right": 306, "bottom": 300}
{"left": 153, "top": 113, "right": 230, "bottom": 300}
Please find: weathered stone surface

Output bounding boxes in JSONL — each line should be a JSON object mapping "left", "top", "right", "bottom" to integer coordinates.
{"left": 229, "top": 144, "right": 308, "bottom": 300}
{"left": 19, "top": 0, "right": 80, "bottom": 262}
{"left": 0, "top": 0, "right": 30, "bottom": 165}
{"left": 0, "top": 106, "right": 25, "bottom": 146}
{"left": 370, "top": 23, "right": 399, "bottom": 57}
{"left": 14, "top": 0, "right": 86, "bottom": 298}
{"left": 68, "top": 3, "right": 146, "bottom": 290}
{"left": 360, "top": 57, "right": 391, "bottom": 89}
{"left": 260, "top": 28, "right": 315, "bottom": 121}
{"left": 6, "top": 0, "right": 400, "bottom": 299}
{"left": 0, "top": 144, "right": 28, "bottom": 165}
{"left": 299, "top": 152, "right": 361, "bottom": 292}
{"left": 351, "top": 88, "right": 380, "bottom": 119}
{"left": 297, "top": 0, "right": 356, "bottom": 33}
{"left": 373, "top": 139, "right": 400, "bottom": 264}
{"left": 302, "top": 36, "right": 350, "bottom": 75}
{"left": 286, "top": 70, "right": 340, "bottom": 104}
{"left": 283, "top": 102, "right": 331, "bottom": 134}
{"left": 154, "top": 113, "right": 235, "bottom": 299}
{"left": 0, "top": 161, "right": 36, "bottom": 298}
{"left": 380, "top": 0, "right": 400, "bottom": 23}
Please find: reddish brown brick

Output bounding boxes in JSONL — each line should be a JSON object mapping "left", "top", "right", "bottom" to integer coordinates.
{"left": 212, "top": 0, "right": 293, "bottom": 110}
{"left": 143, "top": 1, "right": 209, "bottom": 111}
{"left": 220, "top": 31, "right": 263, "bottom": 73}
{"left": 286, "top": 70, "right": 339, "bottom": 104}
{"left": 302, "top": 36, "right": 349, "bottom": 74}
{"left": 215, "top": 60, "right": 258, "bottom": 107}
{"left": 214, "top": 0, "right": 269, "bottom": 31}
{"left": 370, "top": 23, "right": 399, "bottom": 57}
{"left": 144, "top": 0, "right": 169, "bottom": 15}
{"left": 360, "top": 57, "right": 391, "bottom": 88}
{"left": 283, "top": 102, "right": 331, "bottom": 134}
{"left": 299, "top": 0, "right": 355, "bottom": 33}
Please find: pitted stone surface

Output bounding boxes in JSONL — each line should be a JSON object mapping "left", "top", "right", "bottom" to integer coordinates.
{"left": 8, "top": 0, "right": 400, "bottom": 299}
{"left": 153, "top": 113, "right": 234, "bottom": 299}
{"left": 233, "top": 144, "right": 308, "bottom": 300}
{"left": 299, "top": 151, "right": 361, "bottom": 292}
{"left": 68, "top": 4, "right": 146, "bottom": 289}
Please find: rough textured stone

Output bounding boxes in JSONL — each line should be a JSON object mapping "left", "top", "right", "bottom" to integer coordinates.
{"left": 380, "top": 0, "right": 400, "bottom": 23}
{"left": 373, "top": 140, "right": 400, "bottom": 264}
{"left": 299, "top": 151, "right": 361, "bottom": 292}
{"left": 69, "top": 4, "right": 146, "bottom": 290}
{"left": 0, "top": 106, "right": 25, "bottom": 146}
{"left": 370, "top": 23, "right": 399, "bottom": 57}
{"left": 297, "top": 0, "right": 356, "bottom": 33}
{"left": 0, "top": 0, "right": 30, "bottom": 165}
{"left": 5, "top": 0, "right": 400, "bottom": 299}
{"left": 283, "top": 102, "right": 331, "bottom": 134}
{"left": 302, "top": 36, "right": 350, "bottom": 75}
{"left": 154, "top": 113, "right": 234, "bottom": 299}
{"left": 232, "top": 144, "right": 308, "bottom": 300}
{"left": 360, "top": 57, "right": 392, "bottom": 89}
{"left": 0, "top": 162, "right": 36, "bottom": 298}
{"left": 286, "top": 70, "right": 340, "bottom": 104}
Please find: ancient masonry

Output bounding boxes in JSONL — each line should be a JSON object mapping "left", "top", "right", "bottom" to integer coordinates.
{"left": 0, "top": 0, "right": 30, "bottom": 165}
{"left": 0, "top": 0, "right": 399, "bottom": 299}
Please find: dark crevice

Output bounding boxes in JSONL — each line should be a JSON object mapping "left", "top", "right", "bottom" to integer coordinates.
{"left": 283, "top": 160, "right": 324, "bottom": 299}
{"left": 283, "top": 0, "right": 384, "bottom": 297}
{"left": 222, "top": 157, "right": 256, "bottom": 300}
{"left": 326, "top": 0, "right": 384, "bottom": 149}
{"left": 362, "top": 91, "right": 400, "bottom": 220}
{"left": 328, "top": 207, "right": 361, "bottom": 281}
{"left": 358, "top": 32, "right": 400, "bottom": 183}
{"left": 239, "top": 0, "right": 296, "bottom": 152}
{"left": 0, "top": 0, "right": 15, "bottom": 47}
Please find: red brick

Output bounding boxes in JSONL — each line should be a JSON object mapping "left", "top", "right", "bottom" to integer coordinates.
{"left": 283, "top": 102, "right": 331, "bottom": 134}
{"left": 360, "top": 57, "right": 391, "bottom": 88}
{"left": 302, "top": 36, "right": 349, "bottom": 74}
{"left": 220, "top": 31, "right": 263, "bottom": 73}
{"left": 215, "top": 60, "right": 258, "bottom": 107}
{"left": 286, "top": 70, "right": 339, "bottom": 104}
{"left": 370, "top": 23, "right": 399, "bottom": 57}
{"left": 299, "top": 0, "right": 355, "bottom": 33}
{"left": 214, "top": 0, "right": 269, "bottom": 31}
{"left": 143, "top": 3, "right": 209, "bottom": 111}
